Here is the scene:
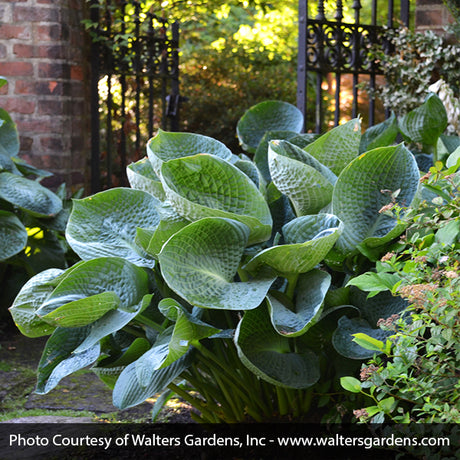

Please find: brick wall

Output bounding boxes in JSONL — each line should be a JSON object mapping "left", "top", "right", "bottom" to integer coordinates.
{"left": 0, "top": 0, "right": 90, "bottom": 192}
{"left": 416, "top": 0, "right": 455, "bottom": 35}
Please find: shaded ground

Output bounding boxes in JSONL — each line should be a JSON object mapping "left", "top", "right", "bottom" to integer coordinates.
{"left": 0, "top": 330, "right": 193, "bottom": 423}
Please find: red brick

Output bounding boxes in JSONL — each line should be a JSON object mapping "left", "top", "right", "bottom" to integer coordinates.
{"left": 0, "top": 44, "right": 6, "bottom": 59}
{"left": 14, "top": 6, "right": 59, "bottom": 23}
{"left": 19, "top": 136, "right": 33, "bottom": 152}
{"left": 38, "top": 45, "right": 67, "bottom": 59}
{"left": 38, "top": 63, "right": 70, "bottom": 79}
{"left": 1, "top": 97, "right": 36, "bottom": 115}
{"left": 36, "top": 24, "right": 64, "bottom": 41}
{"left": 40, "top": 137, "right": 66, "bottom": 151}
{"left": 0, "top": 62, "right": 33, "bottom": 77}
{"left": 38, "top": 99, "right": 64, "bottom": 115}
{"left": 0, "top": 24, "right": 30, "bottom": 40}
{"left": 70, "top": 65, "right": 84, "bottom": 81}
{"left": 15, "top": 80, "right": 64, "bottom": 96}
{"left": 17, "top": 119, "right": 59, "bottom": 134}
{"left": 13, "top": 44, "right": 36, "bottom": 59}
{"left": 416, "top": 10, "right": 444, "bottom": 26}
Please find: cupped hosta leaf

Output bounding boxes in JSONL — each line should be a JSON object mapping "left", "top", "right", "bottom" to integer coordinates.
{"left": 36, "top": 325, "right": 100, "bottom": 394}
{"left": 0, "top": 210, "right": 28, "bottom": 261}
{"left": 40, "top": 291, "right": 120, "bottom": 328}
{"left": 9, "top": 268, "right": 64, "bottom": 337}
{"left": 360, "top": 113, "right": 399, "bottom": 153}
{"left": 0, "top": 108, "right": 19, "bottom": 157}
{"left": 159, "top": 217, "right": 275, "bottom": 310}
{"left": 0, "top": 172, "right": 62, "bottom": 218}
{"left": 113, "top": 351, "right": 191, "bottom": 409}
{"left": 12, "top": 157, "right": 53, "bottom": 178}
{"left": 92, "top": 338, "right": 151, "bottom": 389}
{"left": 254, "top": 130, "right": 299, "bottom": 182}
{"left": 304, "top": 118, "right": 361, "bottom": 175}
{"left": 333, "top": 144, "right": 419, "bottom": 254}
{"left": 267, "top": 269, "right": 330, "bottom": 336}
{"left": 160, "top": 154, "right": 272, "bottom": 245}
{"left": 37, "top": 257, "right": 149, "bottom": 316}
{"left": 234, "top": 158, "right": 261, "bottom": 188}
{"left": 127, "top": 157, "right": 166, "bottom": 201}
{"left": 244, "top": 214, "right": 343, "bottom": 275}
{"left": 399, "top": 93, "right": 447, "bottom": 147}
{"left": 332, "top": 316, "right": 390, "bottom": 359}
{"left": 147, "top": 129, "right": 234, "bottom": 175}
{"left": 268, "top": 140, "right": 336, "bottom": 216}
{"left": 237, "top": 101, "right": 304, "bottom": 153}
{"left": 235, "top": 302, "right": 320, "bottom": 389}
{"left": 66, "top": 188, "right": 160, "bottom": 267}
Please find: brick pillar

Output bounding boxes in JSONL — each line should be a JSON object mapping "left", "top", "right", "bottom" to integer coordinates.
{"left": 0, "top": 0, "right": 90, "bottom": 192}
{"left": 416, "top": 0, "right": 455, "bottom": 35}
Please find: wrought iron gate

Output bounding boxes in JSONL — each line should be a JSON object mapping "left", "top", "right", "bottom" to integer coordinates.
{"left": 297, "top": 0, "right": 410, "bottom": 133}
{"left": 89, "top": 0, "right": 180, "bottom": 192}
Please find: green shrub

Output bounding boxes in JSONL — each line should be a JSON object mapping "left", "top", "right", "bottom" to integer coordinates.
{"left": 9, "top": 94, "right": 453, "bottom": 423}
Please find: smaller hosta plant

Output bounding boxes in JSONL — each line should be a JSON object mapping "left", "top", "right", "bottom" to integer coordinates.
{"left": 11, "top": 100, "right": 422, "bottom": 422}
{"left": 0, "top": 77, "right": 74, "bottom": 313}
{"left": 342, "top": 162, "right": 460, "bottom": 424}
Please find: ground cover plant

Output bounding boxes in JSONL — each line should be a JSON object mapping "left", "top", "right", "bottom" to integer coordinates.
{"left": 0, "top": 77, "right": 76, "bottom": 321}
{"left": 9, "top": 94, "right": 456, "bottom": 423}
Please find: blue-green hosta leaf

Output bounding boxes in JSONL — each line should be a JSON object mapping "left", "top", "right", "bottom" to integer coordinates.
{"left": 74, "top": 294, "right": 152, "bottom": 353}
{"left": 37, "top": 257, "right": 149, "bottom": 317}
{"left": 446, "top": 146, "right": 460, "bottom": 169}
{"left": 160, "top": 154, "right": 272, "bottom": 245}
{"left": 360, "top": 113, "right": 399, "bottom": 153}
{"left": 36, "top": 326, "right": 100, "bottom": 394}
{"left": 268, "top": 140, "right": 336, "bottom": 216}
{"left": 265, "top": 182, "right": 296, "bottom": 241}
{"left": 332, "top": 316, "right": 390, "bottom": 359}
{"left": 235, "top": 302, "right": 320, "bottom": 388}
{"left": 11, "top": 157, "right": 53, "bottom": 178}
{"left": 0, "top": 108, "right": 19, "bottom": 157}
{"left": 127, "top": 157, "right": 166, "bottom": 201}
{"left": 9, "top": 268, "right": 64, "bottom": 337}
{"left": 0, "top": 172, "right": 62, "bottom": 218}
{"left": 0, "top": 153, "right": 19, "bottom": 174}
{"left": 159, "top": 217, "right": 275, "bottom": 310}
{"left": 147, "top": 129, "right": 234, "bottom": 176}
{"left": 254, "top": 130, "right": 299, "bottom": 182}
{"left": 304, "top": 118, "right": 361, "bottom": 175}
{"left": 333, "top": 144, "right": 419, "bottom": 254}
{"left": 0, "top": 210, "right": 28, "bottom": 261}
{"left": 267, "top": 269, "right": 330, "bottom": 336}
{"left": 92, "top": 338, "right": 151, "bottom": 389}
{"left": 244, "top": 214, "right": 343, "bottom": 275}
{"left": 234, "top": 159, "right": 261, "bottom": 188}
{"left": 399, "top": 93, "right": 448, "bottom": 147}
{"left": 113, "top": 351, "right": 191, "bottom": 409}
{"left": 236, "top": 100, "right": 304, "bottom": 153}
{"left": 40, "top": 291, "right": 120, "bottom": 328}
{"left": 66, "top": 188, "right": 159, "bottom": 267}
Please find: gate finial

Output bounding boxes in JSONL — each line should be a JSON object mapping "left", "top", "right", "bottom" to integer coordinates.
{"left": 335, "top": 0, "right": 343, "bottom": 21}
{"left": 316, "top": 0, "right": 325, "bottom": 20}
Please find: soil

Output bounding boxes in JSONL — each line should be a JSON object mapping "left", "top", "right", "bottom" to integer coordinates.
{"left": 0, "top": 329, "right": 193, "bottom": 424}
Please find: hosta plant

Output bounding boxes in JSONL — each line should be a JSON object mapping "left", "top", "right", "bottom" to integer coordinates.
{"left": 0, "top": 77, "right": 75, "bottom": 316}
{"left": 11, "top": 99, "right": 444, "bottom": 422}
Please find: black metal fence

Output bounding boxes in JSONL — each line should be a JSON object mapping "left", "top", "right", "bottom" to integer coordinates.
{"left": 89, "top": 0, "right": 180, "bottom": 192}
{"left": 297, "top": 0, "right": 410, "bottom": 133}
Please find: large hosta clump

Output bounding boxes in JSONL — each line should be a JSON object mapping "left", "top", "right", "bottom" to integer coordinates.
{"left": 11, "top": 99, "right": 430, "bottom": 421}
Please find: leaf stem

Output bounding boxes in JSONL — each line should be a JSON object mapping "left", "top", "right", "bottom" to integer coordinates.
{"left": 285, "top": 273, "right": 299, "bottom": 300}
{"left": 135, "top": 313, "right": 165, "bottom": 332}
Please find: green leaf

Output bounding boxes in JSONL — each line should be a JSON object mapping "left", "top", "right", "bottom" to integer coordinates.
{"left": 235, "top": 302, "right": 320, "bottom": 389}
{"left": 236, "top": 100, "right": 303, "bottom": 153}
{"left": 267, "top": 269, "right": 330, "bottom": 336}
{"left": 435, "top": 219, "right": 460, "bottom": 245}
{"left": 244, "top": 214, "right": 343, "bottom": 275}
{"left": 378, "top": 397, "right": 396, "bottom": 413}
{"left": 159, "top": 217, "right": 275, "bottom": 310}
{"left": 0, "top": 108, "right": 19, "bottom": 157}
{"left": 446, "top": 146, "right": 460, "bottom": 169}
{"left": 352, "top": 333, "right": 386, "bottom": 352}
{"left": 11, "top": 157, "right": 53, "bottom": 178}
{"left": 303, "top": 118, "right": 361, "bottom": 175}
{"left": 333, "top": 144, "right": 419, "bottom": 254}
{"left": 332, "top": 316, "right": 391, "bottom": 359}
{"left": 360, "top": 113, "right": 398, "bottom": 153}
{"left": 268, "top": 140, "right": 336, "bottom": 215}
{"left": 9, "top": 268, "right": 64, "bottom": 337}
{"left": 0, "top": 210, "right": 28, "bottom": 261}
{"left": 347, "top": 272, "right": 401, "bottom": 296}
{"left": 0, "top": 172, "right": 62, "bottom": 218}
{"left": 340, "top": 376, "right": 362, "bottom": 393}
{"left": 40, "top": 291, "right": 120, "bottom": 328}
{"left": 66, "top": 188, "right": 159, "bottom": 267}
{"left": 113, "top": 351, "right": 191, "bottom": 409}
{"left": 126, "top": 157, "right": 166, "bottom": 201}
{"left": 36, "top": 326, "right": 100, "bottom": 394}
{"left": 399, "top": 93, "right": 448, "bottom": 147}
{"left": 160, "top": 154, "right": 272, "bottom": 245}
{"left": 147, "top": 129, "right": 233, "bottom": 175}
{"left": 37, "top": 257, "right": 149, "bottom": 316}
